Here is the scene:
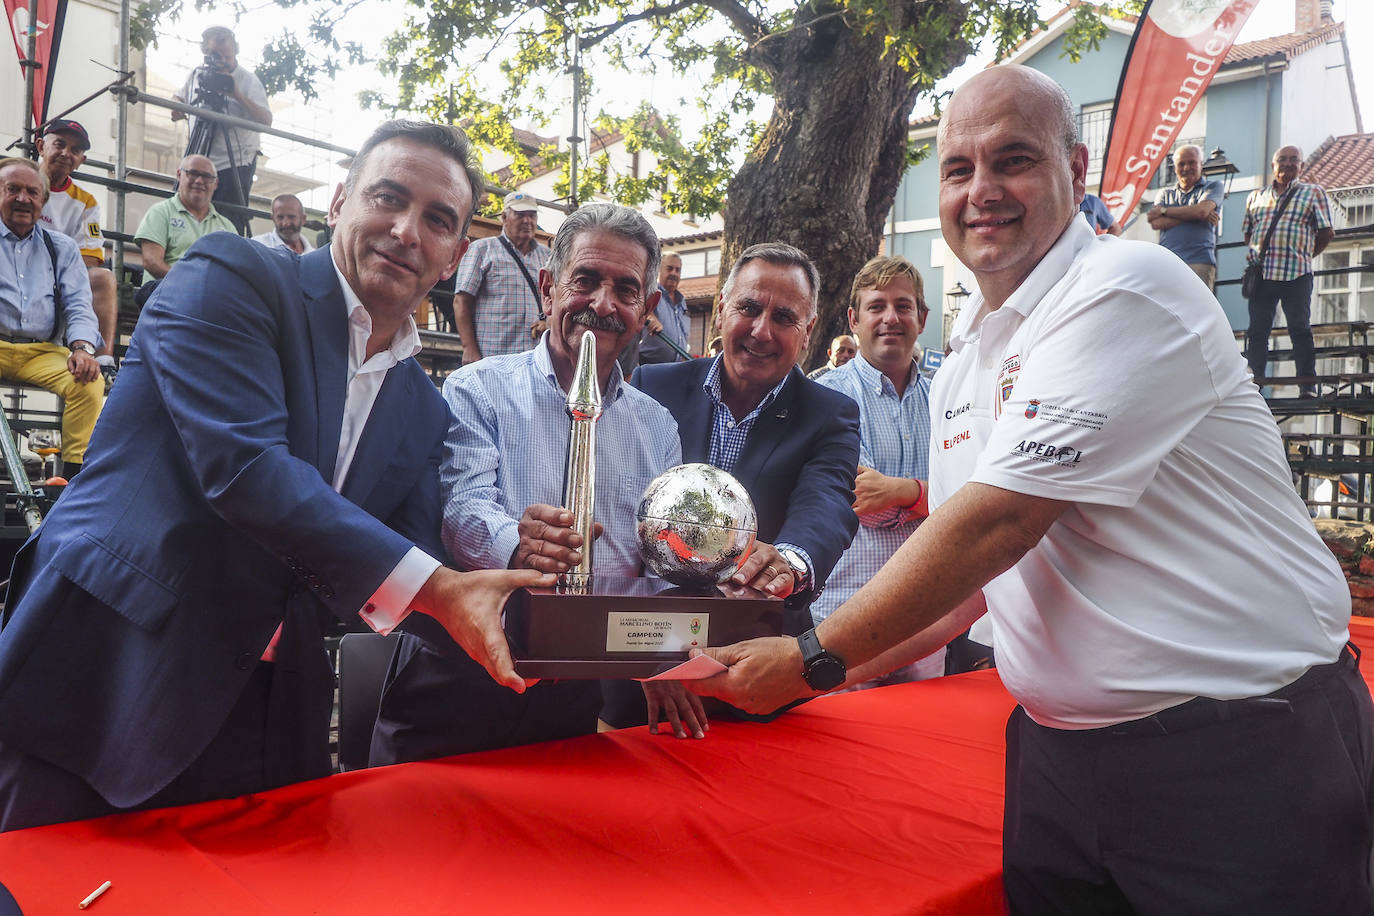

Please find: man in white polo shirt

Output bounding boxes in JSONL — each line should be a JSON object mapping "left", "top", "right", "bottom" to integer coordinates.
{"left": 694, "top": 65, "right": 1372, "bottom": 914}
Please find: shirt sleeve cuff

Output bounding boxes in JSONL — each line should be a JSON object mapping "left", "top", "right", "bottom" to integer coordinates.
{"left": 358, "top": 547, "right": 442, "bottom": 635}
{"left": 775, "top": 542, "right": 815, "bottom": 592}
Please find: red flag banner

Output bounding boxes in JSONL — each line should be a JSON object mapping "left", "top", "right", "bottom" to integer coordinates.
{"left": 1098, "top": 0, "right": 1259, "bottom": 225}
{"left": 5, "top": 0, "right": 69, "bottom": 127}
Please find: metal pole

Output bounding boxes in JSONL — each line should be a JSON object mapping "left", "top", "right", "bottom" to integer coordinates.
{"left": 21, "top": 0, "right": 38, "bottom": 158}
{"left": 113, "top": 0, "right": 130, "bottom": 287}
{"left": 0, "top": 406, "right": 43, "bottom": 533}
{"left": 567, "top": 36, "right": 581, "bottom": 208}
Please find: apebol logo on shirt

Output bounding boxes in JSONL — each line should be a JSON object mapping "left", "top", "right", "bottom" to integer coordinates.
{"left": 1025, "top": 399, "right": 1040, "bottom": 419}
{"left": 1013, "top": 440, "right": 1084, "bottom": 465}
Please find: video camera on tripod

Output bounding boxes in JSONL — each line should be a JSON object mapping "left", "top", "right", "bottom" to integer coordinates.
{"left": 188, "top": 51, "right": 236, "bottom": 114}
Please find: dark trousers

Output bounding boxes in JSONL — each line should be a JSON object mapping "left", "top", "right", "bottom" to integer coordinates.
{"left": 369, "top": 634, "right": 602, "bottom": 764}
{"left": 213, "top": 162, "right": 257, "bottom": 235}
{"left": 1246, "top": 273, "right": 1315, "bottom": 384}
{"left": 0, "top": 662, "right": 325, "bottom": 832}
{"left": 1002, "top": 648, "right": 1374, "bottom": 915}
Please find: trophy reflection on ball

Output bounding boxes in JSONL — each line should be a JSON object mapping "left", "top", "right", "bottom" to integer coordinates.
{"left": 503, "top": 330, "right": 782, "bottom": 678}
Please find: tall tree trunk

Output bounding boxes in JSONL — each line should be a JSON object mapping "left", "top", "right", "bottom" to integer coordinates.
{"left": 721, "top": 1, "right": 969, "bottom": 369}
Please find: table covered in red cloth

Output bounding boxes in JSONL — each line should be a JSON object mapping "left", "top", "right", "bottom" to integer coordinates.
{"left": 0, "top": 671, "right": 1015, "bottom": 915}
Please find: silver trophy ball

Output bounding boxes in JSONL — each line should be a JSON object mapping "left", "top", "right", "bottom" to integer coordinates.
{"left": 636, "top": 463, "right": 758, "bottom": 587}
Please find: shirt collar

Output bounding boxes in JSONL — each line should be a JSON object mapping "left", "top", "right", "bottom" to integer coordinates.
{"left": 173, "top": 195, "right": 221, "bottom": 222}
{"left": 329, "top": 249, "right": 423, "bottom": 366}
{"left": 703, "top": 353, "right": 789, "bottom": 413}
{"left": 947, "top": 216, "right": 1094, "bottom": 352}
{"left": 533, "top": 332, "right": 625, "bottom": 402}
{"left": 656, "top": 283, "right": 685, "bottom": 307}
{"left": 852, "top": 353, "right": 918, "bottom": 395}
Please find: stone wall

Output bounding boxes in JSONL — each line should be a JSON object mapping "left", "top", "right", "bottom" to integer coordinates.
{"left": 1316, "top": 519, "right": 1374, "bottom": 616}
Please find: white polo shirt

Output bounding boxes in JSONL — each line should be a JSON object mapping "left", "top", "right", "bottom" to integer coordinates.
{"left": 929, "top": 217, "right": 1349, "bottom": 729}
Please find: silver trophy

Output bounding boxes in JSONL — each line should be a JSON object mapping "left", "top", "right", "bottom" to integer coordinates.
{"left": 636, "top": 463, "right": 758, "bottom": 587}
{"left": 561, "top": 329, "right": 602, "bottom": 589}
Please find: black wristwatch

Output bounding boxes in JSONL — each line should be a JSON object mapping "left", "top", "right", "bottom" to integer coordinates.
{"left": 798, "top": 627, "right": 846, "bottom": 691}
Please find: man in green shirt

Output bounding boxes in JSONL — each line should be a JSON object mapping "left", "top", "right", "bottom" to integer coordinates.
{"left": 136, "top": 154, "right": 237, "bottom": 281}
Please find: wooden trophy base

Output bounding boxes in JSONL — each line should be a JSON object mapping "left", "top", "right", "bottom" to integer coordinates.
{"left": 504, "top": 575, "right": 783, "bottom": 678}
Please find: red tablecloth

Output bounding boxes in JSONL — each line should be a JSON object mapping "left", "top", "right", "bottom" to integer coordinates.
{"left": 0, "top": 671, "right": 1016, "bottom": 916}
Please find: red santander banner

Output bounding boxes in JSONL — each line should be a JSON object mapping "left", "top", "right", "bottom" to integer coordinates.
{"left": 1098, "top": 0, "right": 1259, "bottom": 225}
{"left": 5, "top": 0, "right": 69, "bottom": 127}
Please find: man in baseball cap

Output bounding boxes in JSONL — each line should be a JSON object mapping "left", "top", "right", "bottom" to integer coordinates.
{"left": 36, "top": 119, "right": 120, "bottom": 389}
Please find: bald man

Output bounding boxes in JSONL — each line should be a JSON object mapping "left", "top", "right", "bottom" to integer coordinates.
{"left": 693, "top": 66, "right": 1372, "bottom": 913}
{"left": 135, "top": 154, "right": 238, "bottom": 281}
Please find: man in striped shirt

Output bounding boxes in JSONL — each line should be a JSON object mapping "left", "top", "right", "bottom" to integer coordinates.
{"left": 1243, "top": 144, "right": 1334, "bottom": 394}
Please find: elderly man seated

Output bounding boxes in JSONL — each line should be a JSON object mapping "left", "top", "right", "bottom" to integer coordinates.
{"left": 0, "top": 157, "right": 103, "bottom": 478}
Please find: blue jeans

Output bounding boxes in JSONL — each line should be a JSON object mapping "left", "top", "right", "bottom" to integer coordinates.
{"left": 1246, "top": 273, "right": 1315, "bottom": 383}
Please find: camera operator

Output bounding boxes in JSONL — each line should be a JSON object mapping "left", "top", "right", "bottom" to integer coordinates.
{"left": 172, "top": 26, "right": 271, "bottom": 233}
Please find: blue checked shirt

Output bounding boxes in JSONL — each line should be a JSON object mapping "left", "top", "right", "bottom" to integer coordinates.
{"left": 809, "top": 356, "right": 932, "bottom": 626}
{"left": 702, "top": 354, "right": 815, "bottom": 587}
{"left": 441, "top": 336, "right": 681, "bottom": 575}
{"left": 453, "top": 233, "right": 551, "bottom": 359}
{"left": 1242, "top": 181, "right": 1334, "bottom": 282}
{"left": 638, "top": 285, "right": 690, "bottom": 363}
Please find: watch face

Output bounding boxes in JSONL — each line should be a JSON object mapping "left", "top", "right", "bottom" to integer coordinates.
{"left": 805, "top": 656, "right": 846, "bottom": 691}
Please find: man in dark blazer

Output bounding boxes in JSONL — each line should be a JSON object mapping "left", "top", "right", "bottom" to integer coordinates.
{"left": 0, "top": 120, "right": 550, "bottom": 831}
{"left": 603, "top": 242, "right": 860, "bottom": 727}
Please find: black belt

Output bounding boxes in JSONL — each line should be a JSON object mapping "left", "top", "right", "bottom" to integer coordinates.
{"left": 1108, "top": 642, "right": 1359, "bottom": 737}
{"left": 0, "top": 332, "right": 47, "bottom": 345}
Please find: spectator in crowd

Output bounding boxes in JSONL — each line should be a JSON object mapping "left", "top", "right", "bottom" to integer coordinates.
{"left": 1147, "top": 144, "right": 1223, "bottom": 290}
{"left": 0, "top": 157, "right": 103, "bottom": 478}
{"left": 1243, "top": 144, "right": 1334, "bottom": 395}
{"left": 1078, "top": 191, "right": 1121, "bottom": 235}
{"left": 35, "top": 119, "right": 119, "bottom": 387}
{"left": 252, "top": 193, "right": 314, "bottom": 254}
{"left": 603, "top": 242, "right": 860, "bottom": 727}
{"left": 811, "top": 255, "right": 947, "bottom": 688}
{"left": 0, "top": 121, "right": 552, "bottom": 832}
{"left": 454, "top": 190, "right": 551, "bottom": 364}
{"left": 806, "top": 333, "right": 858, "bottom": 380}
{"left": 638, "top": 251, "right": 690, "bottom": 365}
{"left": 371, "top": 203, "right": 705, "bottom": 763}
{"left": 693, "top": 66, "right": 1372, "bottom": 913}
{"left": 173, "top": 25, "right": 271, "bottom": 233}
{"left": 135, "top": 154, "right": 236, "bottom": 285}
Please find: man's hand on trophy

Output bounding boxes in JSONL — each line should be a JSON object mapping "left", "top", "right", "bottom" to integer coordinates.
{"left": 689, "top": 637, "right": 810, "bottom": 713}
{"left": 410, "top": 566, "right": 555, "bottom": 692}
{"left": 642, "top": 681, "right": 708, "bottom": 739}
{"left": 729, "top": 541, "right": 795, "bottom": 598}
{"left": 512, "top": 504, "right": 604, "bottom": 573}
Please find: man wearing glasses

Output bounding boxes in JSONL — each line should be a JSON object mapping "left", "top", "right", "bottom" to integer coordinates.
{"left": 135, "top": 154, "right": 237, "bottom": 284}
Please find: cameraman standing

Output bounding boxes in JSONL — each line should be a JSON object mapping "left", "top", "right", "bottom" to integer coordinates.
{"left": 172, "top": 26, "right": 271, "bottom": 233}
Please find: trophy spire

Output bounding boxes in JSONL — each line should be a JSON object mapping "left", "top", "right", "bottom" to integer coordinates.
{"left": 562, "top": 329, "right": 603, "bottom": 588}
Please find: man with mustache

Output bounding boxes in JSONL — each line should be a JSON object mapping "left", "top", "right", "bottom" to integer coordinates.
{"left": 692, "top": 66, "right": 1372, "bottom": 911}
{"left": 0, "top": 122, "right": 551, "bottom": 831}
{"left": 252, "top": 193, "right": 314, "bottom": 255}
{"left": 0, "top": 157, "right": 104, "bottom": 479}
{"left": 600, "top": 242, "right": 860, "bottom": 728}
{"left": 371, "top": 203, "right": 707, "bottom": 763}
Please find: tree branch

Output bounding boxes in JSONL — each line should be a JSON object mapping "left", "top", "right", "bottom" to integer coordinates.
{"left": 580, "top": 0, "right": 717, "bottom": 48}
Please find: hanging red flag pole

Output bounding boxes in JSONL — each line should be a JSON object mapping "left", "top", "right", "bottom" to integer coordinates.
{"left": 1098, "top": 0, "right": 1260, "bottom": 228}
{"left": 6, "top": 0, "right": 69, "bottom": 153}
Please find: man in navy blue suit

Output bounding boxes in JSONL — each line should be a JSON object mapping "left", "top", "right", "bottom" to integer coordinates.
{"left": 0, "top": 120, "right": 552, "bottom": 832}
{"left": 602, "top": 242, "right": 860, "bottom": 727}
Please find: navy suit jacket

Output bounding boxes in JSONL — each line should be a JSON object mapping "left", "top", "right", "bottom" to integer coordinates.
{"left": 0, "top": 236, "right": 449, "bottom": 808}
{"left": 630, "top": 359, "right": 860, "bottom": 635}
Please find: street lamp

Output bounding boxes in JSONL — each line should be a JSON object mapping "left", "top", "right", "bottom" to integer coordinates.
{"left": 943, "top": 281, "right": 971, "bottom": 349}
{"left": 1201, "top": 147, "right": 1240, "bottom": 198}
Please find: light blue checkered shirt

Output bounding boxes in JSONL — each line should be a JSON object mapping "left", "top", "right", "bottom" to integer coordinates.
{"left": 809, "top": 355, "right": 932, "bottom": 628}
{"left": 702, "top": 354, "right": 815, "bottom": 587}
{"left": 441, "top": 336, "right": 681, "bottom": 574}
{"left": 452, "top": 233, "right": 551, "bottom": 359}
